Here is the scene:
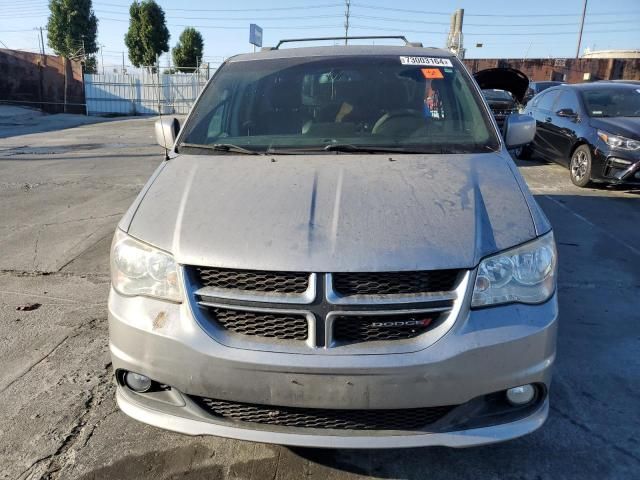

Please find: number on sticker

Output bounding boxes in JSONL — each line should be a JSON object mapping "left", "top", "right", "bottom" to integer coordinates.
{"left": 400, "top": 56, "right": 453, "bottom": 67}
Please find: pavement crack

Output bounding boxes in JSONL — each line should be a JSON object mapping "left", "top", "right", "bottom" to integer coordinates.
{"left": 551, "top": 405, "right": 640, "bottom": 464}
{"left": 272, "top": 448, "right": 282, "bottom": 480}
{"left": 0, "top": 317, "right": 103, "bottom": 395}
{"left": 0, "top": 335, "right": 69, "bottom": 395}
{"left": 56, "top": 230, "right": 114, "bottom": 273}
{"left": 32, "top": 227, "right": 42, "bottom": 270}
{"left": 78, "top": 406, "right": 118, "bottom": 451}
{"left": 0, "top": 288, "right": 108, "bottom": 306}
{"left": 44, "top": 363, "right": 114, "bottom": 480}
{"left": 16, "top": 454, "right": 55, "bottom": 480}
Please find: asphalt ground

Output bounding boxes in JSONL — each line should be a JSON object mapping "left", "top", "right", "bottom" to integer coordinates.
{"left": 1, "top": 115, "right": 639, "bottom": 480}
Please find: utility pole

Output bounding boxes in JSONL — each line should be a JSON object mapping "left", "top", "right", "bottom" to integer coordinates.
{"left": 446, "top": 9, "right": 465, "bottom": 58}
{"left": 39, "top": 27, "right": 45, "bottom": 57}
{"left": 344, "top": 0, "right": 351, "bottom": 45}
{"left": 576, "top": 0, "right": 588, "bottom": 59}
{"left": 122, "top": 51, "right": 125, "bottom": 74}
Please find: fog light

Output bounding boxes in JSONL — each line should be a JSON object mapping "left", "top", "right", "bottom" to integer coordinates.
{"left": 609, "top": 157, "right": 632, "bottom": 167}
{"left": 506, "top": 384, "right": 535, "bottom": 405}
{"left": 124, "top": 371, "right": 152, "bottom": 393}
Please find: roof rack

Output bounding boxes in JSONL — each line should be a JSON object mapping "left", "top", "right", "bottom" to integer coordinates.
{"left": 267, "top": 36, "right": 422, "bottom": 50}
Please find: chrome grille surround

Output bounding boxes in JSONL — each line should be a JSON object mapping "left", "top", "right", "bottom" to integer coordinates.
{"left": 184, "top": 267, "right": 470, "bottom": 355}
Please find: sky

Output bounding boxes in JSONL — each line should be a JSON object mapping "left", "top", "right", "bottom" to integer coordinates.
{"left": 0, "top": 0, "right": 639, "bottom": 71}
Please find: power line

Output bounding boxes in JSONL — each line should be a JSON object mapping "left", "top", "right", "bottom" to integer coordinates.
{"left": 351, "top": 2, "right": 640, "bottom": 17}
{"left": 351, "top": 25, "right": 639, "bottom": 36}
{"left": 99, "top": 17, "right": 342, "bottom": 30}
{"left": 350, "top": 14, "right": 640, "bottom": 27}
{"left": 92, "top": 9, "right": 344, "bottom": 21}
{"left": 98, "top": 1, "right": 344, "bottom": 12}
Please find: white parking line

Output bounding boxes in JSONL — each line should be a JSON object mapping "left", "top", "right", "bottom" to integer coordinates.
{"left": 544, "top": 195, "right": 640, "bottom": 257}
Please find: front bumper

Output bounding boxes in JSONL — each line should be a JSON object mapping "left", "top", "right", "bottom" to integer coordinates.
{"left": 116, "top": 386, "right": 549, "bottom": 448}
{"left": 595, "top": 147, "right": 640, "bottom": 184}
{"left": 108, "top": 288, "right": 558, "bottom": 447}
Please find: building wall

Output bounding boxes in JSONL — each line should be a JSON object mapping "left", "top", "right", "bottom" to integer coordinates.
{"left": 0, "top": 49, "right": 85, "bottom": 114}
{"left": 583, "top": 49, "right": 640, "bottom": 59}
{"left": 463, "top": 57, "right": 640, "bottom": 83}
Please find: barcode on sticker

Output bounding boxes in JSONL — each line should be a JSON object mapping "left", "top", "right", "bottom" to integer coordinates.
{"left": 400, "top": 56, "right": 453, "bottom": 67}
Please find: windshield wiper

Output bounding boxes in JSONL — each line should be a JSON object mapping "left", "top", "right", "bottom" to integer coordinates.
{"left": 179, "top": 143, "right": 261, "bottom": 155}
{"left": 323, "top": 144, "right": 433, "bottom": 154}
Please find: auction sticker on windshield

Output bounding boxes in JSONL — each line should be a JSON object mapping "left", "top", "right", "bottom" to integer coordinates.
{"left": 400, "top": 56, "right": 453, "bottom": 67}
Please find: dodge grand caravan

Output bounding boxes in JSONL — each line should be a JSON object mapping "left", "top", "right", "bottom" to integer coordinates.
{"left": 109, "top": 40, "right": 558, "bottom": 448}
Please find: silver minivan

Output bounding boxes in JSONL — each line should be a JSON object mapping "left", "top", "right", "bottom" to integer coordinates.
{"left": 109, "top": 41, "right": 557, "bottom": 448}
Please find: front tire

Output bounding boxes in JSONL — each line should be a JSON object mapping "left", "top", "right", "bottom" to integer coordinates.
{"left": 514, "top": 144, "right": 533, "bottom": 160}
{"left": 569, "top": 145, "right": 593, "bottom": 187}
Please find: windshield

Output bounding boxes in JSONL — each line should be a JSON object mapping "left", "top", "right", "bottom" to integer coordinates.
{"left": 581, "top": 87, "right": 640, "bottom": 117}
{"left": 180, "top": 55, "right": 499, "bottom": 154}
{"left": 482, "top": 89, "right": 514, "bottom": 102}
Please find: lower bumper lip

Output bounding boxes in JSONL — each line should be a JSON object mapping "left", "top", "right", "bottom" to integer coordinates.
{"left": 116, "top": 387, "right": 550, "bottom": 449}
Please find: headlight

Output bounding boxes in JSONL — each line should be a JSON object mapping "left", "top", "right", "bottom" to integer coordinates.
{"left": 472, "top": 232, "right": 556, "bottom": 308}
{"left": 110, "top": 230, "right": 182, "bottom": 302}
{"left": 597, "top": 130, "right": 640, "bottom": 151}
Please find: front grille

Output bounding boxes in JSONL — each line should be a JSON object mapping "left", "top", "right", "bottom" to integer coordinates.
{"left": 333, "top": 313, "right": 439, "bottom": 344}
{"left": 193, "top": 397, "right": 455, "bottom": 430}
{"left": 204, "top": 307, "right": 308, "bottom": 341}
{"left": 332, "top": 270, "right": 459, "bottom": 296}
{"left": 192, "top": 266, "right": 309, "bottom": 294}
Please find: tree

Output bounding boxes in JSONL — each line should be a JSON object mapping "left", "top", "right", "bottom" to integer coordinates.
{"left": 47, "top": 0, "right": 98, "bottom": 112}
{"left": 47, "top": 0, "right": 98, "bottom": 59}
{"left": 172, "top": 27, "right": 204, "bottom": 73}
{"left": 125, "top": 0, "right": 170, "bottom": 69}
{"left": 83, "top": 55, "right": 98, "bottom": 74}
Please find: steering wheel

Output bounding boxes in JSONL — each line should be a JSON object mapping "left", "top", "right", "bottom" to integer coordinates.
{"left": 372, "top": 109, "right": 425, "bottom": 135}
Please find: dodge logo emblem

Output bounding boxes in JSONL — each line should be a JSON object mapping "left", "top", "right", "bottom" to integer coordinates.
{"left": 371, "top": 318, "right": 432, "bottom": 328}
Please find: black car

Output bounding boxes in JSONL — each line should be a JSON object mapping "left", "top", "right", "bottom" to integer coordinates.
{"left": 482, "top": 89, "right": 519, "bottom": 130}
{"left": 519, "top": 82, "right": 640, "bottom": 187}
{"left": 474, "top": 67, "right": 529, "bottom": 131}
{"left": 523, "top": 81, "right": 565, "bottom": 105}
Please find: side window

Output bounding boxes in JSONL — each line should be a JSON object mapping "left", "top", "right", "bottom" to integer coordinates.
{"left": 538, "top": 89, "right": 559, "bottom": 111}
{"left": 531, "top": 90, "right": 546, "bottom": 107}
{"left": 553, "top": 90, "right": 580, "bottom": 114}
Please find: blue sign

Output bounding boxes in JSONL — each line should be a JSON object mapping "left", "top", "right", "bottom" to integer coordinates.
{"left": 250, "top": 24, "right": 263, "bottom": 47}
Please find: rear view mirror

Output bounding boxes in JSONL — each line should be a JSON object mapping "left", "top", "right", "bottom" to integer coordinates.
{"left": 155, "top": 117, "right": 180, "bottom": 150}
{"left": 556, "top": 108, "right": 577, "bottom": 118}
{"left": 504, "top": 114, "right": 536, "bottom": 149}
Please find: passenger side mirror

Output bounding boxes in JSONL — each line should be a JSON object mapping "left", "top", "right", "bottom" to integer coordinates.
{"left": 155, "top": 117, "right": 180, "bottom": 150}
{"left": 556, "top": 108, "right": 577, "bottom": 118}
{"left": 504, "top": 114, "right": 536, "bottom": 149}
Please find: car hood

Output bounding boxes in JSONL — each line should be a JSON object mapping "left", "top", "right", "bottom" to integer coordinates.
{"left": 589, "top": 116, "right": 640, "bottom": 141}
{"left": 474, "top": 68, "right": 529, "bottom": 103}
{"left": 126, "top": 153, "right": 537, "bottom": 272}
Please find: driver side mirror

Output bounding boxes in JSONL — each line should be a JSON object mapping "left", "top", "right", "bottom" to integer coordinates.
{"left": 504, "top": 114, "right": 536, "bottom": 149}
{"left": 155, "top": 117, "right": 180, "bottom": 150}
{"left": 556, "top": 108, "right": 577, "bottom": 119}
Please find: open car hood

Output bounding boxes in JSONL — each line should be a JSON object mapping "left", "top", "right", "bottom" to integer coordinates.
{"left": 474, "top": 68, "right": 529, "bottom": 103}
